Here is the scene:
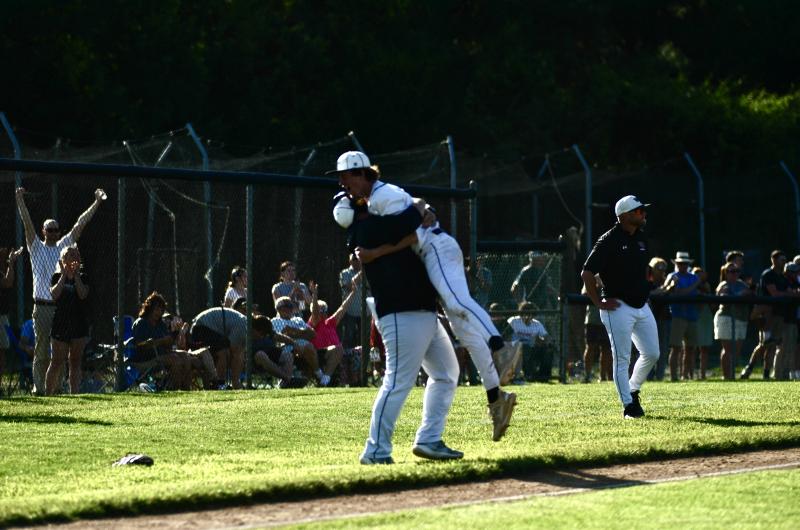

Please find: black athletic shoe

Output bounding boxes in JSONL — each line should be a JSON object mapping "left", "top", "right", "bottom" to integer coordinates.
{"left": 623, "top": 391, "right": 645, "bottom": 419}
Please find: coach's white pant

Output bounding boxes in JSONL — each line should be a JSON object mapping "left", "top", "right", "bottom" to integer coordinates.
{"left": 600, "top": 301, "right": 659, "bottom": 406}
{"left": 424, "top": 233, "right": 501, "bottom": 390}
{"left": 362, "top": 311, "right": 459, "bottom": 460}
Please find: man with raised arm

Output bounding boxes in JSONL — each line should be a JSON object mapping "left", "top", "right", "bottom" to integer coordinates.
{"left": 16, "top": 187, "right": 105, "bottom": 395}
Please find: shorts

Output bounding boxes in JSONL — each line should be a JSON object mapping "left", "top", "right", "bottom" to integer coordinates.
{"left": 51, "top": 314, "right": 89, "bottom": 342}
{"left": 758, "top": 317, "right": 784, "bottom": 346}
{"left": 256, "top": 345, "right": 283, "bottom": 364}
{"left": 190, "top": 325, "right": 230, "bottom": 353}
{"left": 282, "top": 338, "right": 311, "bottom": 355}
{"left": 713, "top": 314, "right": 748, "bottom": 341}
{"left": 669, "top": 317, "right": 698, "bottom": 347}
{"left": 584, "top": 323, "right": 610, "bottom": 348}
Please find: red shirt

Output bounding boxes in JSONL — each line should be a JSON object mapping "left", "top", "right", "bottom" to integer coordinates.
{"left": 309, "top": 315, "right": 341, "bottom": 349}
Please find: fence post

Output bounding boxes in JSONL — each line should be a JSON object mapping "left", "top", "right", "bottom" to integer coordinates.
{"left": 469, "top": 180, "right": 478, "bottom": 269}
{"left": 684, "top": 152, "right": 706, "bottom": 268}
{"left": 115, "top": 176, "right": 127, "bottom": 391}
{"left": 348, "top": 131, "right": 365, "bottom": 152}
{"left": 0, "top": 112, "right": 25, "bottom": 327}
{"left": 560, "top": 295, "right": 569, "bottom": 383}
{"left": 447, "top": 135, "right": 458, "bottom": 238}
{"left": 186, "top": 123, "right": 213, "bottom": 307}
{"left": 293, "top": 148, "right": 317, "bottom": 263}
{"left": 572, "top": 145, "right": 592, "bottom": 256}
{"left": 779, "top": 161, "right": 800, "bottom": 249}
{"left": 245, "top": 183, "right": 254, "bottom": 388}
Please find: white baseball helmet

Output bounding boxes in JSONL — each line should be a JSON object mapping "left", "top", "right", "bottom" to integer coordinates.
{"left": 332, "top": 193, "right": 355, "bottom": 228}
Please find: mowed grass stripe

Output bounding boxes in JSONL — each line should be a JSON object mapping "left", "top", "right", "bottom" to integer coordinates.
{"left": 1, "top": 381, "right": 799, "bottom": 525}
{"left": 285, "top": 467, "right": 800, "bottom": 529}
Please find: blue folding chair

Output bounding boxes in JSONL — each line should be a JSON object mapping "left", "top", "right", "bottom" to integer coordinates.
{"left": 4, "top": 324, "right": 33, "bottom": 394}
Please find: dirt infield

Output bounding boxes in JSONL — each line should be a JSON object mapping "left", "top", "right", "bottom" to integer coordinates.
{"left": 20, "top": 447, "right": 800, "bottom": 530}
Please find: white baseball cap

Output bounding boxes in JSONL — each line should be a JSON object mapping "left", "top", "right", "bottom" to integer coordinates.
{"left": 326, "top": 151, "right": 375, "bottom": 175}
{"left": 614, "top": 195, "right": 651, "bottom": 216}
{"left": 332, "top": 193, "right": 355, "bottom": 228}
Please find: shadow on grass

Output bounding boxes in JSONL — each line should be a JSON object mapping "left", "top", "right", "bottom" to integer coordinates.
{"left": 0, "top": 413, "right": 112, "bottom": 426}
{"left": 684, "top": 417, "right": 800, "bottom": 428}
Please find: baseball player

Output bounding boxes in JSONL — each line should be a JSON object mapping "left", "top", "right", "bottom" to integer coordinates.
{"left": 329, "top": 152, "right": 463, "bottom": 464}
{"left": 353, "top": 204, "right": 519, "bottom": 441}
{"left": 581, "top": 195, "right": 659, "bottom": 419}
{"left": 333, "top": 150, "right": 518, "bottom": 442}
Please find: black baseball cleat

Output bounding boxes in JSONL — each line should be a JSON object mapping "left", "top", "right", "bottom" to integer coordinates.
{"left": 623, "top": 390, "right": 645, "bottom": 419}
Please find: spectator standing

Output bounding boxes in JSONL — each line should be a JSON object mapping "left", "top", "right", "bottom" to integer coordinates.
{"left": 663, "top": 252, "right": 701, "bottom": 381}
{"left": 511, "top": 251, "right": 558, "bottom": 310}
{"left": 582, "top": 279, "right": 612, "bottom": 382}
{"left": 773, "top": 262, "right": 800, "bottom": 380}
{"left": 692, "top": 266, "right": 714, "bottom": 379}
{"left": 470, "top": 255, "right": 493, "bottom": 308}
{"left": 271, "top": 261, "right": 311, "bottom": 317}
{"left": 647, "top": 257, "right": 671, "bottom": 380}
{"left": 45, "top": 246, "right": 89, "bottom": 395}
{"left": 741, "top": 250, "right": 797, "bottom": 379}
{"left": 16, "top": 186, "right": 105, "bottom": 395}
{"left": 714, "top": 262, "right": 753, "bottom": 380}
{"left": 223, "top": 266, "right": 247, "bottom": 308}
{"left": 0, "top": 246, "right": 23, "bottom": 392}
{"left": 338, "top": 254, "right": 364, "bottom": 349}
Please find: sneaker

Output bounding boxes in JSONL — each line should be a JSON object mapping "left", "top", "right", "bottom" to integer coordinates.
{"left": 319, "top": 373, "right": 331, "bottom": 387}
{"left": 488, "top": 390, "right": 517, "bottom": 441}
{"left": 138, "top": 382, "right": 156, "bottom": 393}
{"left": 279, "top": 376, "right": 309, "bottom": 389}
{"left": 359, "top": 454, "right": 395, "bottom": 465}
{"left": 493, "top": 343, "right": 522, "bottom": 386}
{"left": 623, "top": 390, "right": 645, "bottom": 419}
{"left": 740, "top": 364, "right": 753, "bottom": 380}
{"left": 412, "top": 440, "right": 464, "bottom": 460}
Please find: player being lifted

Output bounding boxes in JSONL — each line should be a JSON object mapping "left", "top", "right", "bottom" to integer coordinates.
{"left": 332, "top": 151, "right": 519, "bottom": 441}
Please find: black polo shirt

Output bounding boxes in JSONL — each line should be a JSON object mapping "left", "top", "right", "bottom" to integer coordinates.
{"left": 347, "top": 206, "right": 437, "bottom": 318}
{"left": 583, "top": 223, "right": 650, "bottom": 309}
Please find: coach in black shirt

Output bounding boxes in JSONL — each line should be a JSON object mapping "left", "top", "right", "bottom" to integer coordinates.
{"left": 581, "top": 195, "right": 660, "bottom": 419}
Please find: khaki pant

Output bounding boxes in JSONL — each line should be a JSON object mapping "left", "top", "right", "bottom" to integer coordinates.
{"left": 32, "top": 304, "right": 56, "bottom": 395}
{"left": 774, "top": 322, "right": 796, "bottom": 380}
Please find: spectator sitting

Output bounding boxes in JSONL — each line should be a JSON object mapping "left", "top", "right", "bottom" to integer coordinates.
{"left": 271, "top": 261, "right": 311, "bottom": 317}
{"left": 271, "top": 296, "right": 325, "bottom": 384}
{"left": 190, "top": 305, "right": 260, "bottom": 389}
{"left": 250, "top": 315, "right": 302, "bottom": 387}
{"left": 46, "top": 245, "right": 89, "bottom": 395}
{"left": 308, "top": 278, "right": 361, "bottom": 387}
{"left": 223, "top": 266, "right": 247, "bottom": 308}
{"left": 133, "top": 292, "right": 217, "bottom": 390}
{"left": 507, "top": 301, "right": 550, "bottom": 382}
{"left": 19, "top": 318, "right": 35, "bottom": 359}
{"left": 663, "top": 251, "right": 701, "bottom": 381}
{"left": 0, "top": 246, "right": 23, "bottom": 393}
{"left": 714, "top": 262, "right": 753, "bottom": 380}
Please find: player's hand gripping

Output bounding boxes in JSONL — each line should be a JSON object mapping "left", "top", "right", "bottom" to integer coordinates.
{"left": 355, "top": 246, "right": 378, "bottom": 264}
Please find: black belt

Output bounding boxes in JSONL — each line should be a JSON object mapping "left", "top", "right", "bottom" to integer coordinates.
{"left": 431, "top": 228, "right": 444, "bottom": 235}
{"left": 34, "top": 299, "right": 56, "bottom": 306}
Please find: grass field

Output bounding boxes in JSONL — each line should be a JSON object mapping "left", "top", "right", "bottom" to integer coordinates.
{"left": 288, "top": 468, "right": 800, "bottom": 529}
{"left": 1, "top": 381, "right": 799, "bottom": 526}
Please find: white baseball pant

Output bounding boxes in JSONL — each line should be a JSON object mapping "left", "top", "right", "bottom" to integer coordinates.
{"left": 362, "top": 311, "right": 459, "bottom": 460}
{"left": 424, "top": 233, "right": 501, "bottom": 390}
{"left": 599, "top": 300, "right": 659, "bottom": 406}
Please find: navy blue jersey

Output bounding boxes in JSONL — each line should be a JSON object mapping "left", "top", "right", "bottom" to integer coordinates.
{"left": 583, "top": 223, "right": 650, "bottom": 308}
{"left": 348, "top": 206, "right": 437, "bottom": 318}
